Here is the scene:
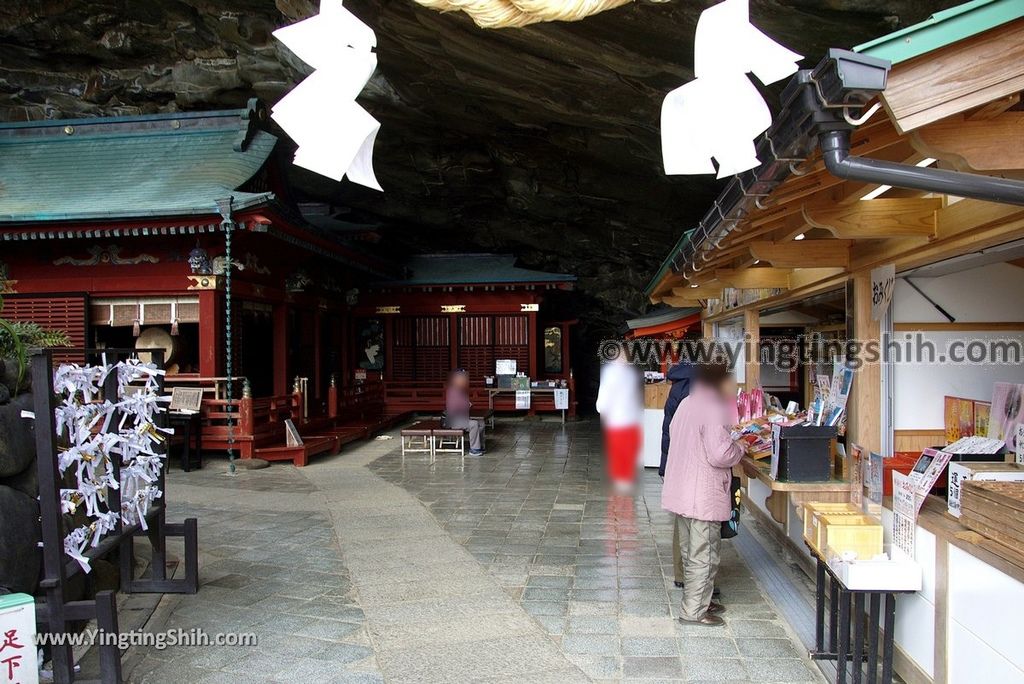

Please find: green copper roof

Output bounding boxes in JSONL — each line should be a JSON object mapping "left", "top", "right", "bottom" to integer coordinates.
{"left": 0, "top": 109, "right": 276, "bottom": 222}
{"left": 854, "top": 0, "right": 1023, "bottom": 65}
{"left": 0, "top": 593, "right": 34, "bottom": 610}
{"left": 643, "top": 228, "right": 694, "bottom": 297}
{"left": 378, "top": 254, "right": 575, "bottom": 286}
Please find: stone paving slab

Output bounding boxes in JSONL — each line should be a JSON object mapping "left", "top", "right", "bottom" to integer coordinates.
{"left": 112, "top": 420, "right": 823, "bottom": 683}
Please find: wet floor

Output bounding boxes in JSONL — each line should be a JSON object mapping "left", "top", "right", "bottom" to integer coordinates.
{"left": 118, "top": 418, "right": 822, "bottom": 683}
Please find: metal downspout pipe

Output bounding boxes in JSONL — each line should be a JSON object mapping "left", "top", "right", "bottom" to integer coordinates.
{"left": 819, "top": 130, "right": 1024, "bottom": 207}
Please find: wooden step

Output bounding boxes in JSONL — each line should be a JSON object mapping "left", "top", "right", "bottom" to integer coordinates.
{"left": 255, "top": 435, "right": 339, "bottom": 467}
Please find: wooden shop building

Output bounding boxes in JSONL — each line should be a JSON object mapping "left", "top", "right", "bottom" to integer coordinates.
{"left": 646, "top": 2, "right": 1024, "bottom": 682}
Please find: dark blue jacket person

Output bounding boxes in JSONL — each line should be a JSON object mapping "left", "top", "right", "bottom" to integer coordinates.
{"left": 659, "top": 362, "right": 695, "bottom": 477}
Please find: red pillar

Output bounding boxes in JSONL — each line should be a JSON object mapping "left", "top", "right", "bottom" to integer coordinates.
{"left": 198, "top": 290, "right": 221, "bottom": 377}
{"left": 313, "top": 308, "right": 323, "bottom": 403}
{"left": 273, "top": 303, "right": 288, "bottom": 396}
{"left": 527, "top": 310, "right": 539, "bottom": 380}
{"left": 449, "top": 314, "right": 458, "bottom": 372}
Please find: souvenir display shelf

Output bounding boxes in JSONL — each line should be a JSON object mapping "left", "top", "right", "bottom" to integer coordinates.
{"left": 808, "top": 548, "right": 917, "bottom": 684}
{"left": 31, "top": 349, "right": 199, "bottom": 684}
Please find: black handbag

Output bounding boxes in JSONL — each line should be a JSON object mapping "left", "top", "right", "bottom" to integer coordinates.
{"left": 721, "top": 476, "right": 741, "bottom": 539}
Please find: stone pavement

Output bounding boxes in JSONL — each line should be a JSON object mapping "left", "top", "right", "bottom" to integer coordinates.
{"left": 121, "top": 419, "right": 824, "bottom": 683}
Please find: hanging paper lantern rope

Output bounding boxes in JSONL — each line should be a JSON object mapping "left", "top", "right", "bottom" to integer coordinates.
{"left": 47, "top": 357, "right": 171, "bottom": 573}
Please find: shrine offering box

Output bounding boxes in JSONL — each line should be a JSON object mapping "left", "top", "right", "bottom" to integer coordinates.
{"left": 816, "top": 514, "right": 883, "bottom": 559}
{"left": 803, "top": 502, "right": 860, "bottom": 547}
{"left": 947, "top": 462, "right": 1024, "bottom": 518}
{"left": 771, "top": 424, "right": 837, "bottom": 482}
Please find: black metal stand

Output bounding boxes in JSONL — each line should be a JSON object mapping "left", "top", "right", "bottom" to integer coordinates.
{"left": 809, "top": 554, "right": 907, "bottom": 684}
{"left": 167, "top": 411, "right": 202, "bottom": 472}
{"left": 30, "top": 349, "right": 199, "bottom": 684}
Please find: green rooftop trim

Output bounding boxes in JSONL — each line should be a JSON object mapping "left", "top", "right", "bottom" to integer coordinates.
{"left": 0, "top": 107, "right": 276, "bottom": 223}
{"left": 643, "top": 228, "right": 694, "bottom": 297}
{"left": 854, "top": 0, "right": 1023, "bottom": 65}
{"left": 0, "top": 593, "right": 34, "bottom": 610}
{"left": 377, "top": 254, "right": 575, "bottom": 286}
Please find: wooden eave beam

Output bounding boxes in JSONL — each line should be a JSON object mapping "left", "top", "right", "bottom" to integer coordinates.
{"left": 661, "top": 295, "right": 704, "bottom": 308}
{"left": 803, "top": 198, "right": 941, "bottom": 239}
{"left": 748, "top": 240, "right": 852, "bottom": 268}
{"left": 881, "top": 19, "right": 1024, "bottom": 134}
{"left": 714, "top": 267, "right": 791, "bottom": 289}
{"left": 672, "top": 283, "right": 723, "bottom": 299}
{"left": 910, "top": 112, "right": 1024, "bottom": 172}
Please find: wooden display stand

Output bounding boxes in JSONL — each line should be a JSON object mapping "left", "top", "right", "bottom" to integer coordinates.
{"left": 30, "top": 349, "right": 199, "bottom": 684}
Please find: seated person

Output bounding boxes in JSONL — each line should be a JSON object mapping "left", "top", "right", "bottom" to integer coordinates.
{"left": 445, "top": 369, "right": 485, "bottom": 455}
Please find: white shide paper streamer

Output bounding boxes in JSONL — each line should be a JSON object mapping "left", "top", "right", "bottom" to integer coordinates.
{"left": 661, "top": 0, "right": 802, "bottom": 178}
{"left": 271, "top": 0, "right": 383, "bottom": 190}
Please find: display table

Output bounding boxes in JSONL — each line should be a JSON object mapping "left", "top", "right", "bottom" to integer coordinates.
{"left": 742, "top": 455, "right": 851, "bottom": 525}
{"left": 809, "top": 551, "right": 913, "bottom": 684}
{"left": 486, "top": 388, "right": 567, "bottom": 423}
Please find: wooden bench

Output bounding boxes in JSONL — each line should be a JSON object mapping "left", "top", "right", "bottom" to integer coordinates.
{"left": 400, "top": 423, "right": 435, "bottom": 460}
{"left": 400, "top": 420, "right": 466, "bottom": 464}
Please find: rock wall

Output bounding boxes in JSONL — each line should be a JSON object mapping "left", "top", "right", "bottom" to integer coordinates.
{"left": 0, "top": 0, "right": 961, "bottom": 399}
{"left": 0, "top": 390, "right": 41, "bottom": 595}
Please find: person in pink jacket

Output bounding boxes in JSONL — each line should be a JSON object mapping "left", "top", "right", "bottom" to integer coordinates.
{"left": 661, "top": 362, "right": 742, "bottom": 626}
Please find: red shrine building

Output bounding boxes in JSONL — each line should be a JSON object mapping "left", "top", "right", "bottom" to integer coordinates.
{"left": 0, "top": 102, "right": 576, "bottom": 465}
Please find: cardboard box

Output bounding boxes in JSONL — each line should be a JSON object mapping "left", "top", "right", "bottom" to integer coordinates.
{"left": 816, "top": 514, "right": 883, "bottom": 558}
{"left": 947, "top": 461, "right": 1024, "bottom": 518}
{"left": 803, "top": 502, "right": 860, "bottom": 546}
{"left": 825, "top": 550, "right": 922, "bottom": 591}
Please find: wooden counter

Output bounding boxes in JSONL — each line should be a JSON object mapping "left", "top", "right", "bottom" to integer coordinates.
{"left": 741, "top": 455, "right": 852, "bottom": 524}
{"left": 914, "top": 494, "right": 1024, "bottom": 586}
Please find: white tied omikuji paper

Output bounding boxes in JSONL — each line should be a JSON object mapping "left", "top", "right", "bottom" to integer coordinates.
{"left": 50, "top": 358, "right": 172, "bottom": 572}
{"left": 661, "top": 0, "right": 802, "bottom": 178}
{"left": 271, "top": 0, "right": 383, "bottom": 190}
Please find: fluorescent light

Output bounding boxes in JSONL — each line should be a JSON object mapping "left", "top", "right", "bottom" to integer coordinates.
{"left": 794, "top": 233, "right": 805, "bottom": 241}
{"left": 860, "top": 158, "right": 936, "bottom": 201}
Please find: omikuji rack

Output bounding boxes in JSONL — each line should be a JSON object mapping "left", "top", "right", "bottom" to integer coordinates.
{"left": 30, "top": 349, "right": 199, "bottom": 684}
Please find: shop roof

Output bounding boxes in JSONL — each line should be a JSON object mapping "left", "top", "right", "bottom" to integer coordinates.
{"left": 0, "top": 105, "right": 275, "bottom": 222}
{"left": 378, "top": 254, "right": 576, "bottom": 286}
{"left": 854, "top": 0, "right": 1023, "bottom": 65}
{"left": 625, "top": 305, "right": 701, "bottom": 331}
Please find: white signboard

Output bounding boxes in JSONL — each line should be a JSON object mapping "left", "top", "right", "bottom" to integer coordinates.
{"left": 515, "top": 390, "right": 531, "bottom": 410}
{"left": 1016, "top": 424, "right": 1024, "bottom": 465}
{"left": 554, "top": 389, "right": 569, "bottom": 411}
{"left": 0, "top": 593, "right": 38, "bottom": 684}
{"left": 910, "top": 448, "right": 953, "bottom": 514}
{"left": 892, "top": 471, "right": 917, "bottom": 559}
{"left": 870, "top": 263, "right": 896, "bottom": 321}
{"left": 169, "top": 387, "right": 203, "bottom": 413}
{"left": 496, "top": 359, "right": 517, "bottom": 376}
{"left": 284, "top": 419, "right": 304, "bottom": 447}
